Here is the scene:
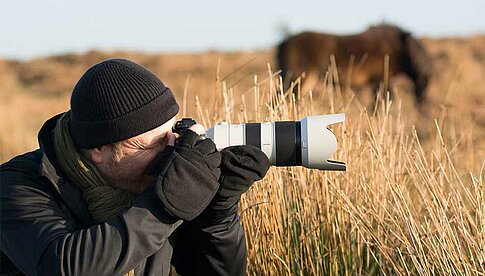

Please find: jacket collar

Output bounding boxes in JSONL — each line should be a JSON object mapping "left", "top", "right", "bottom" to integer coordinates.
{"left": 38, "top": 113, "right": 94, "bottom": 227}
{"left": 38, "top": 113, "right": 64, "bottom": 176}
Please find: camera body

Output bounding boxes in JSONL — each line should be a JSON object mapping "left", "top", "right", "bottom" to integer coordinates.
{"left": 172, "top": 118, "right": 197, "bottom": 135}
{"left": 173, "top": 114, "right": 346, "bottom": 171}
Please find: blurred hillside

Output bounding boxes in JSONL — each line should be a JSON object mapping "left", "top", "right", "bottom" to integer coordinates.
{"left": 0, "top": 35, "right": 484, "bottom": 161}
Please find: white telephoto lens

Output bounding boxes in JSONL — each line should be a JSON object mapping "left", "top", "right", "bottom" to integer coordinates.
{"left": 205, "top": 113, "right": 346, "bottom": 171}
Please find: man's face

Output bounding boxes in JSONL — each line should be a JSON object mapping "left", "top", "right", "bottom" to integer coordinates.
{"left": 95, "top": 117, "right": 176, "bottom": 194}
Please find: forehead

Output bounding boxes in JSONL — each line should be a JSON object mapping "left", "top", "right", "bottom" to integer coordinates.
{"left": 125, "top": 116, "right": 176, "bottom": 146}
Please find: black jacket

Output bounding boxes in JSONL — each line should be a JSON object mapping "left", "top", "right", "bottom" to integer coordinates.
{"left": 0, "top": 115, "right": 246, "bottom": 276}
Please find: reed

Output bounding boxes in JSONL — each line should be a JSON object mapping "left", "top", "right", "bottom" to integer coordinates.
{"left": 196, "top": 68, "right": 484, "bottom": 275}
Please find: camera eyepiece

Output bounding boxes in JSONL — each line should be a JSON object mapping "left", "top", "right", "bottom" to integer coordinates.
{"left": 172, "top": 118, "right": 197, "bottom": 135}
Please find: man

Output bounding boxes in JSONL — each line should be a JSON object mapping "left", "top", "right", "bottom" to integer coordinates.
{"left": 0, "top": 58, "right": 270, "bottom": 275}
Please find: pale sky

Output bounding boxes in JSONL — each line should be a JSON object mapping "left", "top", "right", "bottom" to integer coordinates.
{"left": 1, "top": 0, "right": 484, "bottom": 60}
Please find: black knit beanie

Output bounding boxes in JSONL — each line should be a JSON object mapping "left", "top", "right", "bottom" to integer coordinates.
{"left": 69, "top": 58, "right": 179, "bottom": 149}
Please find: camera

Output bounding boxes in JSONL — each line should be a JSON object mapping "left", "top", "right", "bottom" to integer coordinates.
{"left": 172, "top": 118, "right": 197, "bottom": 135}
{"left": 173, "top": 114, "right": 346, "bottom": 171}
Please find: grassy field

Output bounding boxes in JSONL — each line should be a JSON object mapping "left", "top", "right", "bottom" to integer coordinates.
{"left": 0, "top": 36, "right": 484, "bottom": 275}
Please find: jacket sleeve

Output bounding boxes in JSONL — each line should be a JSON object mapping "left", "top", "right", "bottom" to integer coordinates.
{"left": 171, "top": 205, "right": 247, "bottom": 276}
{"left": 0, "top": 165, "right": 182, "bottom": 276}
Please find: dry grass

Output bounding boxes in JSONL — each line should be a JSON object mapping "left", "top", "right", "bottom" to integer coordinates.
{"left": 196, "top": 62, "right": 484, "bottom": 274}
{"left": 0, "top": 36, "right": 484, "bottom": 275}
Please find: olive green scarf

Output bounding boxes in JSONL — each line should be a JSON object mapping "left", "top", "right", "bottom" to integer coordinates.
{"left": 53, "top": 112, "right": 136, "bottom": 223}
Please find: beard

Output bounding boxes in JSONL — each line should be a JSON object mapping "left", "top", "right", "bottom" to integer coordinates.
{"left": 96, "top": 157, "right": 157, "bottom": 194}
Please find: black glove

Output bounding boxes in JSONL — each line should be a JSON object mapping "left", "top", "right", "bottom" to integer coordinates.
{"left": 196, "top": 145, "right": 270, "bottom": 224}
{"left": 151, "top": 130, "right": 221, "bottom": 221}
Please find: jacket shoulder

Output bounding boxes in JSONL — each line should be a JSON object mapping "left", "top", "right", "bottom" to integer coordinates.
{"left": 1, "top": 150, "right": 43, "bottom": 174}
{"left": 0, "top": 150, "right": 52, "bottom": 198}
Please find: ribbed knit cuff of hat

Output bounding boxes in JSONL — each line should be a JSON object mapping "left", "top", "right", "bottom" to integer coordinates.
{"left": 70, "top": 89, "right": 178, "bottom": 149}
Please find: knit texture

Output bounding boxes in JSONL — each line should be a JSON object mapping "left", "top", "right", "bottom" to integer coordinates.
{"left": 70, "top": 58, "right": 179, "bottom": 149}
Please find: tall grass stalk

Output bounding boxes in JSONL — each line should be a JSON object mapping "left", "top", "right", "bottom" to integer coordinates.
{"left": 195, "top": 69, "right": 484, "bottom": 275}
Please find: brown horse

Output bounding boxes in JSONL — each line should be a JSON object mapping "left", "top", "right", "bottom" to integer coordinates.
{"left": 277, "top": 24, "right": 433, "bottom": 104}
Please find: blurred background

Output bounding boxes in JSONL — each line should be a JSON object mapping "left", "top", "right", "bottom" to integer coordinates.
{"left": 1, "top": 0, "right": 484, "bottom": 161}
{"left": 1, "top": 0, "right": 484, "bottom": 59}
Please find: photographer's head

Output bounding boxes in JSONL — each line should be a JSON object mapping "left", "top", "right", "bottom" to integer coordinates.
{"left": 69, "top": 58, "right": 179, "bottom": 193}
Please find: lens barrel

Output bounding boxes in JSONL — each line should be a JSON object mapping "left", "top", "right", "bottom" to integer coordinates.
{"left": 205, "top": 114, "right": 346, "bottom": 171}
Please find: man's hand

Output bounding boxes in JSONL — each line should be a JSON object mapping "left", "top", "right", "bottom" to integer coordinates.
{"left": 170, "top": 145, "right": 270, "bottom": 275}
{"left": 152, "top": 129, "right": 221, "bottom": 221}
{"left": 196, "top": 145, "right": 270, "bottom": 224}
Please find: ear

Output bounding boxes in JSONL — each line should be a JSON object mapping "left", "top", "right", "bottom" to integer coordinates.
{"left": 89, "top": 146, "right": 109, "bottom": 164}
